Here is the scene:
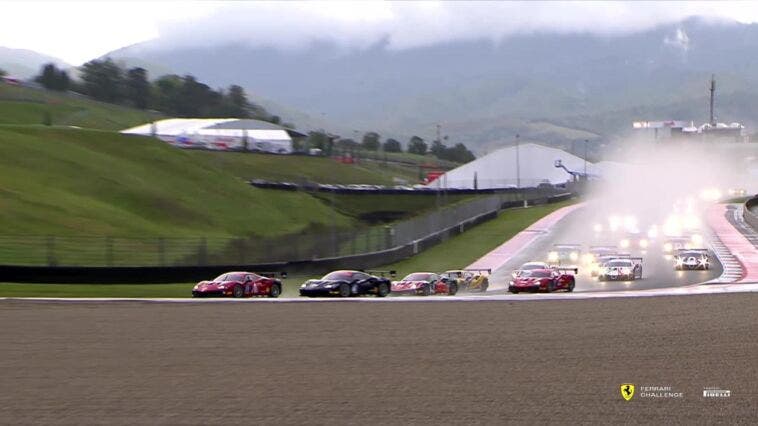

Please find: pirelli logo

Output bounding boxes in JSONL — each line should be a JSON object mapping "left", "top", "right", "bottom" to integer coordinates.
{"left": 703, "top": 388, "right": 731, "bottom": 398}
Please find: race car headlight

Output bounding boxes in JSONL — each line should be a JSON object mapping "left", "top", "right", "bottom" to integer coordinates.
{"left": 699, "top": 256, "right": 709, "bottom": 265}
{"left": 675, "top": 258, "right": 684, "bottom": 266}
{"left": 300, "top": 283, "right": 307, "bottom": 288}
{"left": 569, "top": 252, "right": 578, "bottom": 261}
{"left": 548, "top": 252, "right": 559, "bottom": 262}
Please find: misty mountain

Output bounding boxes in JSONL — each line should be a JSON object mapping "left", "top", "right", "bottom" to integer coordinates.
{"left": 0, "top": 47, "right": 70, "bottom": 79}
{"left": 106, "top": 17, "right": 758, "bottom": 152}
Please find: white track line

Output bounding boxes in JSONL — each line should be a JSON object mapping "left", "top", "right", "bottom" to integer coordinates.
{"left": 2, "top": 282, "right": 758, "bottom": 304}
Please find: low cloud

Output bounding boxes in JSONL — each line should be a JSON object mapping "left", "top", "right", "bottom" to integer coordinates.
{"left": 148, "top": 1, "right": 757, "bottom": 52}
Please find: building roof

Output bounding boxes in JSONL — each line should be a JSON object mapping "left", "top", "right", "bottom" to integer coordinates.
{"left": 432, "top": 142, "right": 599, "bottom": 189}
{"left": 121, "top": 118, "right": 307, "bottom": 138}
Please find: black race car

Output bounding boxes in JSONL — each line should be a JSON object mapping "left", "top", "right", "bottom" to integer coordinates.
{"left": 299, "top": 270, "right": 393, "bottom": 298}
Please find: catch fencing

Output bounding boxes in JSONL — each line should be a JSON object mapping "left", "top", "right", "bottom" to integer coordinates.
{"left": 0, "top": 188, "right": 568, "bottom": 268}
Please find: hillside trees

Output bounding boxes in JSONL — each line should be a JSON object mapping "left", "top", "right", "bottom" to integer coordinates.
{"left": 125, "top": 67, "right": 150, "bottom": 109}
{"left": 81, "top": 58, "right": 123, "bottom": 102}
{"left": 34, "top": 63, "right": 70, "bottom": 91}
{"left": 407, "top": 136, "right": 427, "bottom": 155}
{"left": 361, "top": 131, "right": 381, "bottom": 151}
{"left": 71, "top": 59, "right": 278, "bottom": 122}
{"left": 382, "top": 138, "right": 402, "bottom": 152}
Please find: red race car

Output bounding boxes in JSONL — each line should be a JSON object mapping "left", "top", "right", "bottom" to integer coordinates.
{"left": 391, "top": 272, "right": 458, "bottom": 296}
{"left": 508, "top": 268, "right": 576, "bottom": 293}
{"left": 192, "top": 271, "right": 283, "bottom": 298}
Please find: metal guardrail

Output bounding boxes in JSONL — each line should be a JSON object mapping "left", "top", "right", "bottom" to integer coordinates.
{"left": 0, "top": 189, "right": 570, "bottom": 268}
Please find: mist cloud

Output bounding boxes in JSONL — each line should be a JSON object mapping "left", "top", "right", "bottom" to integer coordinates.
{"left": 149, "top": 1, "right": 757, "bottom": 52}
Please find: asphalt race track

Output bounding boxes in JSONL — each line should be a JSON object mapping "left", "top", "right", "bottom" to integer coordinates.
{"left": 2, "top": 296, "right": 757, "bottom": 424}
{"left": 482, "top": 204, "right": 722, "bottom": 293}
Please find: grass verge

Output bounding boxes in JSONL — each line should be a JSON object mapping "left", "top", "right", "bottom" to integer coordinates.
{"left": 0, "top": 200, "right": 574, "bottom": 298}
{"left": 380, "top": 200, "right": 575, "bottom": 278}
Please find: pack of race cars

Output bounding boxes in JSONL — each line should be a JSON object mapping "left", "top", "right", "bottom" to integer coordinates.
{"left": 191, "top": 236, "right": 713, "bottom": 298}
{"left": 192, "top": 268, "right": 491, "bottom": 298}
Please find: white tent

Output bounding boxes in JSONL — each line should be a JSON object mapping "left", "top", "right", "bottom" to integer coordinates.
{"left": 121, "top": 118, "right": 294, "bottom": 154}
{"left": 432, "top": 143, "right": 599, "bottom": 189}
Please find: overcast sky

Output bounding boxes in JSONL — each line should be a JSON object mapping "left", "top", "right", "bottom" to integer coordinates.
{"left": 2, "top": 1, "right": 758, "bottom": 65}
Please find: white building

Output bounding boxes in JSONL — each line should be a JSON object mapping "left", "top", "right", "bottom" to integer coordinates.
{"left": 121, "top": 118, "right": 306, "bottom": 154}
{"left": 432, "top": 143, "right": 598, "bottom": 189}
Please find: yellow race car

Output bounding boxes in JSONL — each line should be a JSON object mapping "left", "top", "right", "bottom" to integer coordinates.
{"left": 441, "top": 269, "right": 491, "bottom": 292}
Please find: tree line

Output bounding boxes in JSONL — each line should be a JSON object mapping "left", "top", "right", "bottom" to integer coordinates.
{"left": 306, "top": 131, "right": 475, "bottom": 164}
{"left": 29, "top": 62, "right": 475, "bottom": 164}
{"left": 32, "top": 60, "right": 286, "bottom": 125}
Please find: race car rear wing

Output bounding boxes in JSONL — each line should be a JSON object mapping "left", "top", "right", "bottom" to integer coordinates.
{"left": 464, "top": 268, "right": 492, "bottom": 275}
{"left": 612, "top": 253, "right": 632, "bottom": 258}
{"left": 259, "top": 271, "right": 288, "bottom": 278}
{"left": 674, "top": 248, "right": 708, "bottom": 252}
{"left": 630, "top": 257, "right": 643, "bottom": 265}
{"left": 553, "top": 244, "right": 582, "bottom": 249}
{"left": 362, "top": 269, "right": 397, "bottom": 278}
{"left": 665, "top": 237, "right": 691, "bottom": 242}
{"left": 554, "top": 267, "right": 579, "bottom": 274}
{"left": 589, "top": 245, "right": 617, "bottom": 250}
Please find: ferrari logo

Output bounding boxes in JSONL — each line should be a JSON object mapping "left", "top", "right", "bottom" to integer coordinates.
{"left": 620, "top": 384, "right": 635, "bottom": 401}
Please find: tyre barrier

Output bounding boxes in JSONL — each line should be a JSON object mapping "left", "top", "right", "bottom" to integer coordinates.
{"left": 744, "top": 195, "right": 758, "bottom": 232}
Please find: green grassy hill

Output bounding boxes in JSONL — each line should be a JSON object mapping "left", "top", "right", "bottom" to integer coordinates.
{"left": 0, "top": 84, "right": 160, "bottom": 130}
{"left": 0, "top": 125, "right": 352, "bottom": 238}
{"left": 190, "top": 150, "right": 420, "bottom": 185}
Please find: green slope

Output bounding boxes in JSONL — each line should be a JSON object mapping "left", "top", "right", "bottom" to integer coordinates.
{"left": 0, "top": 126, "right": 352, "bottom": 238}
{"left": 0, "top": 84, "right": 160, "bottom": 130}
{"left": 188, "top": 150, "right": 419, "bottom": 185}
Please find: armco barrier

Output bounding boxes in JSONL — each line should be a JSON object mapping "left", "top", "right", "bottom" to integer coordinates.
{"left": 1, "top": 194, "right": 572, "bottom": 283}
{"left": 744, "top": 195, "right": 758, "bottom": 232}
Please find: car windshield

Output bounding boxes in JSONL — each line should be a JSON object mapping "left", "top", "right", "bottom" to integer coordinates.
{"left": 607, "top": 260, "right": 631, "bottom": 267}
{"left": 522, "top": 270, "right": 551, "bottom": 278}
{"left": 322, "top": 271, "right": 359, "bottom": 280}
{"left": 679, "top": 251, "right": 703, "bottom": 257}
{"left": 403, "top": 273, "right": 431, "bottom": 281}
{"left": 214, "top": 273, "right": 243, "bottom": 282}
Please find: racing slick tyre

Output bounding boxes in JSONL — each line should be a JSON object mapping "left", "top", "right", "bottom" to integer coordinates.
{"left": 376, "top": 282, "right": 390, "bottom": 298}
{"left": 339, "top": 283, "right": 351, "bottom": 298}
{"left": 480, "top": 282, "right": 489, "bottom": 293}
{"left": 568, "top": 279, "right": 575, "bottom": 292}
{"left": 546, "top": 281, "right": 555, "bottom": 293}
{"left": 421, "top": 284, "right": 432, "bottom": 296}
{"left": 268, "top": 284, "right": 281, "bottom": 298}
{"left": 448, "top": 283, "right": 458, "bottom": 296}
{"left": 233, "top": 285, "right": 245, "bottom": 298}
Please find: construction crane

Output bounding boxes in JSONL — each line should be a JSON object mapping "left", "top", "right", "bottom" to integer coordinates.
{"left": 554, "top": 159, "right": 592, "bottom": 181}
